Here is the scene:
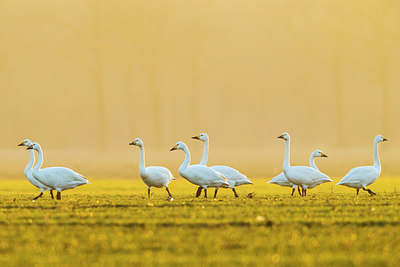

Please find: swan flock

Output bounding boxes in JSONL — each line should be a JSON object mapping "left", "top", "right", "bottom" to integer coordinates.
{"left": 18, "top": 133, "right": 388, "bottom": 199}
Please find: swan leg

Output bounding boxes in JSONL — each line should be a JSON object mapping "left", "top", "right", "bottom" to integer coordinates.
{"left": 165, "top": 187, "right": 172, "bottom": 198}
{"left": 50, "top": 190, "right": 54, "bottom": 199}
{"left": 304, "top": 189, "right": 307, "bottom": 196}
{"left": 32, "top": 192, "right": 43, "bottom": 200}
{"left": 356, "top": 188, "right": 359, "bottom": 196}
{"left": 195, "top": 186, "right": 202, "bottom": 197}
{"left": 291, "top": 188, "right": 295, "bottom": 196}
{"left": 204, "top": 188, "right": 207, "bottom": 198}
{"left": 213, "top": 188, "right": 218, "bottom": 198}
{"left": 147, "top": 187, "right": 151, "bottom": 199}
{"left": 232, "top": 188, "right": 239, "bottom": 198}
{"left": 363, "top": 187, "right": 377, "bottom": 196}
{"left": 298, "top": 187, "right": 301, "bottom": 196}
{"left": 56, "top": 191, "right": 61, "bottom": 200}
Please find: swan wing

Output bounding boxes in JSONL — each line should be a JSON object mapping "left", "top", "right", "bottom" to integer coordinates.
{"left": 268, "top": 172, "right": 295, "bottom": 187}
{"left": 143, "top": 166, "right": 174, "bottom": 187}
{"left": 181, "top": 165, "right": 229, "bottom": 187}
{"left": 337, "top": 166, "right": 380, "bottom": 188}
{"left": 211, "top": 165, "right": 253, "bottom": 186}
{"left": 286, "top": 166, "right": 332, "bottom": 187}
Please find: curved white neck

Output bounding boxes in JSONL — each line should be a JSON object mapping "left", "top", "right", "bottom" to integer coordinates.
{"left": 179, "top": 146, "right": 191, "bottom": 172}
{"left": 138, "top": 145, "right": 146, "bottom": 174}
{"left": 309, "top": 154, "right": 318, "bottom": 170}
{"left": 24, "top": 150, "right": 35, "bottom": 175}
{"left": 283, "top": 139, "right": 290, "bottom": 171}
{"left": 373, "top": 139, "right": 381, "bottom": 170}
{"left": 33, "top": 146, "right": 43, "bottom": 174}
{"left": 200, "top": 140, "right": 208, "bottom": 165}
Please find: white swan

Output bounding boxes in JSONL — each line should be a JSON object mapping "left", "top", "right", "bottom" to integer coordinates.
{"left": 192, "top": 133, "right": 253, "bottom": 198}
{"left": 27, "top": 142, "right": 89, "bottom": 200}
{"left": 18, "top": 139, "right": 54, "bottom": 200}
{"left": 129, "top": 138, "right": 175, "bottom": 199}
{"left": 170, "top": 141, "right": 230, "bottom": 198}
{"left": 278, "top": 133, "right": 332, "bottom": 196}
{"left": 336, "top": 135, "right": 387, "bottom": 196}
{"left": 268, "top": 150, "right": 328, "bottom": 195}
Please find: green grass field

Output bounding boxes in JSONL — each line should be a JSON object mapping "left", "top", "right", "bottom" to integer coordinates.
{"left": 0, "top": 177, "right": 399, "bottom": 266}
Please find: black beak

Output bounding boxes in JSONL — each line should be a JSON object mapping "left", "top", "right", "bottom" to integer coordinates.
{"left": 322, "top": 154, "right": 328, "bottom": 158}
{"left": 192, "top": 136, "right": 200, "bottom": 140}
{"left": 129, "top": 142, "right": 134, "bottom": 145}
{"left": 26, "top": 146, "right": 33, "bottom": 150}
{"left": 170, "top": 147, "right": 177, "bottom": 151}
{"left": 277, "top": 136, "right": 284, "bottom": 139}
{"left": 383, "top": 138, "right": 388, "bottom": 142}
{"left": 18, "top": 142, "right": 25, "bottom": 146}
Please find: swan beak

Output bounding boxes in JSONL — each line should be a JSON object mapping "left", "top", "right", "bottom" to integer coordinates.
{"left": 383, "top": 138, "right": 388, "bottom": 142}
{"left": 277, "top": 134, "right": 284, "bottom": 139}
{"left": 192, "top": 135, "right": 200, "bottom": 140}
{"left": 129, "top": 141, "right": 137, "bottom": 145}
{"left": 170, "top": 145, "right": 178, "bottom": 151}
{"left": 18, "top": 141, "right": 26, "bottom": 146}
{"left": 26, "top": 145, "right": 33, "bottom": 150}
{"left": 321, "top": 153, "right": 328, "bottom": 157}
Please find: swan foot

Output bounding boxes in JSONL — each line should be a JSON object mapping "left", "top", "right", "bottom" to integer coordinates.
{"left": 214, "top": 188, "right": 218, "bottom": 198}
{"left": 32, "top": 192, "right": 43, "bottom": 200}
{"left": 204, "top": 188, "right": 207, "bottom": 198}
{"left": 50, "top": 190, "right": 54, "bottom": 199}
{"left": 195, "top": 186, "right": 202, "bottom": 197}
{"left": 232, "top": 188, "right": 239, "bottom": 198}
{"left": 363, "top": 187, "right": 377, "bottom": 196}
{"left": 165, "top": 187, "right": 172, "bottom": 198}
{"left": 56, "top": 191, "right": 61, "bottom": 200}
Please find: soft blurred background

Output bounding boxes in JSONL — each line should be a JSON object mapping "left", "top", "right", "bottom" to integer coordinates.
{"left": 0, "top": 0, "right": 399, "bottom": 179}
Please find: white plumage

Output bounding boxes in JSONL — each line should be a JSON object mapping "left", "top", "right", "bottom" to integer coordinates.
{"left": 336, "top": 135, "right": 387, "bottom": 195}
{"left": 192, "top": 133, "right": 253, "bottom": 198}
{"left": 18, "top": 139, "right": 54, "bottom": 200}
{"left": 277, "top": 133, "right": 332, "bottom": 196}
{"left": 129, "top": 138, "right": 175, "bottom": 198}
{"left": 268, "top": 150, "right": 328, "bottom": 195}
{"left": 170, "top": 141, "right": 230, "bottom": 198}
{"left": 27, "top": 142, "right": 89, "bottom": 200}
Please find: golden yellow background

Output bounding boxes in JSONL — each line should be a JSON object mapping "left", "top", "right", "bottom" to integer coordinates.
{"left": 1, "top": 0, "right": 399, "bottom": 179}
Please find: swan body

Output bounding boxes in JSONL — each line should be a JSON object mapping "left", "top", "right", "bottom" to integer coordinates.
{"left": 170, "top": 141, "right": 230, "bottom": 198}
{"left": 336, "top": 135, "right": 387, "bottom": 195}
{"left": 278, "top": 133, "right": 332, "bottom": 196}
{"left": 129, "top": 138, "right": 174, "bottom": 198}
{"left": 192, "top": 133, "right": 253, "bottom": 197}
{"left": 18, "top": 139, "right": 54, "bottom": 200}
{"left": 268, "top": 150, "right": 327, "bottom": 195}
{"left": 27, "top": 142, "right": 89, "bottom": 200}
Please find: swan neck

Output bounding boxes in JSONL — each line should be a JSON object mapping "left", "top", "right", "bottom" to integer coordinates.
{"left": 33, "top": 146, "right": 43, "bottom": 173}
{"left": 179, "top": 146, "right": 191, "bottom": 171}
{"left": 373, "top": 139, "right": 381, "bottom": 169}
{"left": 139, "top": 145, "right": 146, "bottom": 173}
{"left": 25, "top": 150, "right": 35, "bottom": 174}
{"left": 200, "top": 140, "right": 208, "bottom": 165}
{"left": 309, "top": 154, "right": 318, "bottom": 170}
{"left": 283, "top": 139, "right": 290, "bottom": 170}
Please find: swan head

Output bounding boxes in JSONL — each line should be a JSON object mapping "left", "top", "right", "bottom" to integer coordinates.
{"left": 18, "top": 139, "right": 32, "bottom": 147}
{"left": 192, "top": 133, "right": 209, "bottom": 142}
{"left": 129, "top": 138, "right": 143, "bottom": 147}
{"left": 277, "top": 133, "right": 290, "bottom": 141}
{"left": 26, "top": 142, "right": 40, "bottom": 151}
{"left": 375, "top": 135, "right": 388, "bottom": 143}
{"left": 312, "top": 150, "right": 328, "bottom": 158}
{"left": 170, "top": 141, "right": 186, "bottom": 151}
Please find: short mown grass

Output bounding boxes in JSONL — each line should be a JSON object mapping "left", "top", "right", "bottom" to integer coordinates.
{"left": 0, "top": 177, "right": 399, "bottom": 266}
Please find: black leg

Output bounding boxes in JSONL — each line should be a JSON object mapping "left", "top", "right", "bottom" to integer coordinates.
{"left": 165, "top": 187, "right": 172, "bottom": 197}
{"left": 56, "top": 191, "right": 61, "bottom": 200}
{"left": 50, "top": 190, "right": 54, "bottom": 199}
{"left": 304, "top": 189, "right": 307, "bottom": 196}
{"left": 204, "top": 188, "right": 207, "bottom": 198}
{"left": 291, "top": 188, "right": 295, "bottom": 196}
{"left": 298, "top": 187, "right": 301, "bottom": 196}
{"left": 363, "top": 187, "right": 376, "bottom": 196}
{"left": 148, "top": 187, "right": 151, "bottom": 198}
{"left": 232, "top": 188, "right": 239, "bottom": 198}
{"left": 357, "top": 188, "right": 359, "bottom": 196}
{"left": 213, "top": 188, "right": 218, "bottom": 198}
{"left": 32, "top": 192, "right": 43, "bottom": 200}
{"left": 195, "top": 186, "right": 202, "bottom": 197}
